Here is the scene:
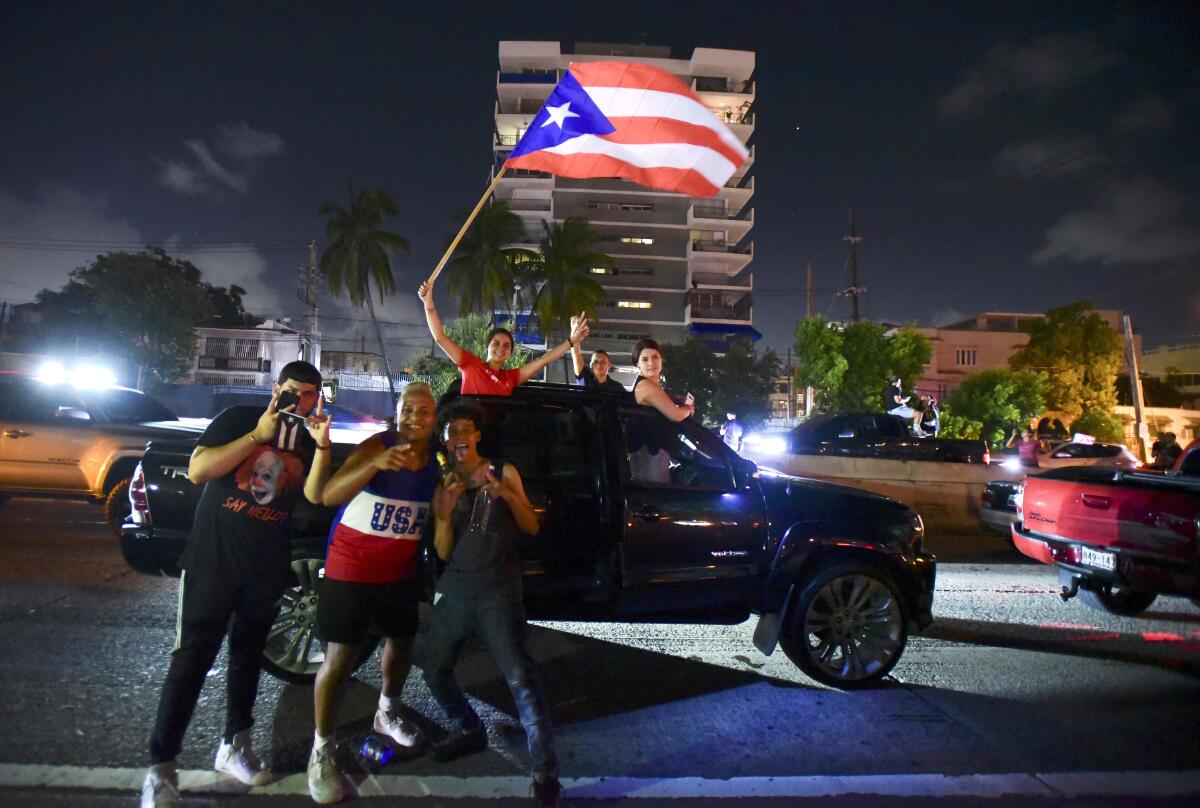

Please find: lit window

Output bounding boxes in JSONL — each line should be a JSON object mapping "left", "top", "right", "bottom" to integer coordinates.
{"left": 589, "top": 266, "right": 613, "bottom": 275}
{"left": 617, "top": 300, "right": 652, "bottom": 309}
{"left": 620, "top": 236, "right": 654, "bottom": 245}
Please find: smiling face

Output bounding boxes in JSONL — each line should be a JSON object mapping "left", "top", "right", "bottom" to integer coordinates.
{"left": 443, "top": 417, "right": 482, "bottom": 464}
{"left": 486, "top": 333, "right": 513, "bottom": 365}
{"left": 249, "top": 451, "right": 284, "bottom": 504}
{"left": 396, "top": 389, "right": 435, "bottom": 444}
{"left": 636, "top": 347, "right": 663, "bottom": 380}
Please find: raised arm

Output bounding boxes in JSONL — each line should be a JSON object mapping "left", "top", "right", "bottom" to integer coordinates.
{"left": 319, "top": 433, "right": 386, "bottom": 506}
{"left": 568, "top": 314, "right": 586, "bottom": 379}
{"left": 517, "top": 313, "right": 589, "bottom": 385}
{"left": 494, "top": 463, "right": 539, "bottom": 535}
{"left": 418, "top": 282, "right": 464, "bottom": 366}
{"left": 635, "top": 380, "right": 694, "bottom": 423}
{"left": 432, "top": 480, "right": 464, "bottom": 561}
{"left": 189, "top": 394, "right": 283, "bottom": 484}
{"left": 302, "top": 397, "right": 334, "bottom": 504}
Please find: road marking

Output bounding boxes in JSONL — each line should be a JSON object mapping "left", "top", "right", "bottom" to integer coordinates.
{"left": 1, "top": 764, "right": 1198, "bottom": 799}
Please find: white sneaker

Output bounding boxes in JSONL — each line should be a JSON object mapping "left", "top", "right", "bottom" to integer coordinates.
{"left": 214, "top": 729, "right": 272, "bottom": 786}
{"left": 140, "top": 764, "right": 180, "bottom": 808}
{"left": 374, "top": 707, "right": 423, "bottom": 747}
{"left": 307, "top": 743, "right": 345, "bottom": 804}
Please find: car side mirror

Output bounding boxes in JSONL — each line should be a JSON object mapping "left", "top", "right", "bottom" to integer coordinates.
{"left": 55, "top": 406, "right": 91, "bottom": 421}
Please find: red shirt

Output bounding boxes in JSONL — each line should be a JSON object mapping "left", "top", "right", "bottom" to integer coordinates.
{"left": 459, "top": 350, "right": 521, "bottom": 396}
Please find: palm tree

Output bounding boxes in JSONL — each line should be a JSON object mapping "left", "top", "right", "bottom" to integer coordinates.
{"left": 443, "top": 201, "right": 534, "bottom": 318}
{"left": 318, "top": 184, "right": 410, "bottom": 401}
{"left": 527, "top": 217, "right": 611, "bottom": 376}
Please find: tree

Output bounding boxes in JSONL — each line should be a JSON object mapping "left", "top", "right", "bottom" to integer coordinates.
{"left": 526, "top": 217, "right": 610, "bottom": 338}
{"left": 35, "top": 251, "right": 214, "bottom": 389}
{"left": 319, "top": 184, "right": 411, "bottom": 401}
{"left": 443, "top": 201, "right": 535, "bottom": 317}
{"left": 793, "top": 317, "right": 931, "bottom": 413}
{"left": 1069, "top": 409, "right": 1125, "bottom": 443}
{"left": 940, "top": 369, "right": 1048, "bottom": 447}
{"left": 407, "top": 313, "right": 532, "bottom": 401}
{"left": 660, "top": 337, "right": 780, "bottom": 429}
{"left": 1009, "top": 301, "right": 1122, "bottom": 417}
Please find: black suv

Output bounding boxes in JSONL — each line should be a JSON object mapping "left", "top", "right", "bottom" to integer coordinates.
{"left": 121, "top": 384, "right": 936, "bottom": 689}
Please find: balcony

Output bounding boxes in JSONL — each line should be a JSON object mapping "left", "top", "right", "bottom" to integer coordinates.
{"left": 689, "top": 203, "right": 754, "bottom": 240}
{"left": 692, "top": 271, "right": 752, "bottom": 290}
{"left": 693, "top": 77, "right": 755, "bottom": 95}
{"left": 507, "top": 198, "right": 552, "bottom": 212}
{"left": 198, "top": 356, "right": 272, "bottom": 372}
{"left": 691, "top": 240, "right": 752, "bottom": 255}
{"left": 498, "top": 70, "right": 562, "bottom": 85}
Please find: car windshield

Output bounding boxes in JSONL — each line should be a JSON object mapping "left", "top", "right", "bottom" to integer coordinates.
{"left": 79, "top": 388, "right": 177, "bottom": 423}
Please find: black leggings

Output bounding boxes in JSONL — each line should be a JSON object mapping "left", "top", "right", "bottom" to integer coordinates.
{"left": 149, "top": 565, "right": 287, "bottom": 763}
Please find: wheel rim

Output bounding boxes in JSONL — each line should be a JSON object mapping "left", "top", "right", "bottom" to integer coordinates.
{"left": 802, "top": 573, "right": 903, "bottom": 682}
{"left": 263, "top": 559, "right": 326, "bottom": 676}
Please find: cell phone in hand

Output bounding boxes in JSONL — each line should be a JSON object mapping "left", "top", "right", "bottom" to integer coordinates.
{"left": 275, "top": 390, "right": 308, "bottom": 421}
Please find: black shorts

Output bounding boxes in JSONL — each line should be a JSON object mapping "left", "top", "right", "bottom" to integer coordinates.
{"left": 316, "top": 577, "right": 420, "bottom": 645}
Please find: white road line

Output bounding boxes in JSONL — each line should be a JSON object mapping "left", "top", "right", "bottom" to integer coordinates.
{"left": 1, "top": 764, "right": 1199, "bottom": 799}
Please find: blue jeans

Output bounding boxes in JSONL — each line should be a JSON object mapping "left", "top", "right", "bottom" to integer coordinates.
{"left": 422, "top": 586, "right": 557, "bottom": 779}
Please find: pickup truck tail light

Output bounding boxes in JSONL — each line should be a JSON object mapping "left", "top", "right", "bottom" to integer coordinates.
{"left": 129, "top": 462, "right": 152, "bottom": 527}
{"left": 982, "top": 448, "right": 991, "bottom": 465}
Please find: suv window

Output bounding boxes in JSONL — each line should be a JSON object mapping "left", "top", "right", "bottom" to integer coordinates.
{"left": 79, "top": 388, "right": 176, "bottom": 423}
{"left": 0, "top": 378, "right": 87, "bottom": 423}
{"left": 619, "top": 407, "right": 734, "bottom": 490}
{"left": 1052, "top": 443, "right": 1086, "bottom": 458}
{"left": 485, "top": 402, "right": 592, "bottom": 500}
{"left": 874, "top": 415, "right": 908, "bottom": 439}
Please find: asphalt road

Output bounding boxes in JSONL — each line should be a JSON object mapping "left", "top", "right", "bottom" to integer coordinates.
{"left": 0, "top": 496, "right": 1198, "bottom": 807}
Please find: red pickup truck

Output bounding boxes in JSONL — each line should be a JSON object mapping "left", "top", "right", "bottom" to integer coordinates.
{"left": 1012, "top": 440, "right": 1200, "bottom": 616}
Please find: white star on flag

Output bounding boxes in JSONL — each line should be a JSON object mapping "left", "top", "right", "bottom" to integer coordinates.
{"left": 540, "top": 102, "right": 580, "bottom": 129}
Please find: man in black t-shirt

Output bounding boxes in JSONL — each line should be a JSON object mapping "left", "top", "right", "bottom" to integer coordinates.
{"left": 883, "top": 375, "right": 927, "bottom": 437}
{"left": 569, "top": 316, "right": 630, "bottom": 399}
{"left": 141, "top": 361, "right": 332, "bottom": 808}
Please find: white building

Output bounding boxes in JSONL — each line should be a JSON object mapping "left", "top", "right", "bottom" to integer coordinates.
{"left": 188, "top": 320, "right": 302, "bottom": 387}
{"left": 493, "top": 41, "right": 758, "bottom": 362}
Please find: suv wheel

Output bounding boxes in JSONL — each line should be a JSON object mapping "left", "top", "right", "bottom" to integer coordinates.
{"left": 780, "top": 562, "right": 908, "bottom": 689}
{"left": 261, "top": 558, "right": 379, "bottom": 683}
{"left": 1078, "top": 582, "right": 1157, "bottom": 616}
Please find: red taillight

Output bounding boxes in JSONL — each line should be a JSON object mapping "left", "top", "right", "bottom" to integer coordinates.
{"left": 983, "top": 449, "right": 991, "bottom": 465}
{"left": 129, "top": 462, "right": 151, "bottom": 526}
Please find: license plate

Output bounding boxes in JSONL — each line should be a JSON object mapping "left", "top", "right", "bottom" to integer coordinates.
{"left": 1080, "top": 546, "right": 1115, "bottom": 571}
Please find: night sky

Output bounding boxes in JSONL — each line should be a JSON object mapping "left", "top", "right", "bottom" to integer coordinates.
{"left": 2, "top": 0, "right": 1197, "bottom": 362}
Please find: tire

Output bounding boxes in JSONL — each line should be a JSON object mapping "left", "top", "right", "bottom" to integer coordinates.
{"left": 261, "top": 558, "right": 381, "bottom": 684}
{"left": 1077, "top": 583, "right": 1157, "bottom": 617}
{"left": 103, "top": 477, "right": 132, "bottom": 538}
{"left": 780, "top": 562, "right": 909, "bottom": 689}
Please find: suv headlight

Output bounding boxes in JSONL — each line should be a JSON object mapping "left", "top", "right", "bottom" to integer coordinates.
{"left": 885, "top": 511, "right": 924, "bottom": 550}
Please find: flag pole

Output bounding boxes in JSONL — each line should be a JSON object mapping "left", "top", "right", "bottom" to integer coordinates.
{"left": 425, "top": 166, "right": 508, "bottom": 287}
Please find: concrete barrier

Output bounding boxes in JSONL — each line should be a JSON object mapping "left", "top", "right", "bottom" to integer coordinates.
{"left": 742, "top": 449, "right": 1025, "bottom": 536}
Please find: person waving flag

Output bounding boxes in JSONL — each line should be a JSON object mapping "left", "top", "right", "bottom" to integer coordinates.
{"left": 504, "top": 61, "right": 749, "bottom": 198}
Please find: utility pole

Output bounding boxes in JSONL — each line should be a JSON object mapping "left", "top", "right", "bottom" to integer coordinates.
{"left": 1122, "top": 315, "right": 1150, "bottom": 462}
{"left": 297, "top": 241, "right": 321, "bottom": 368}
{"left": 804, "top": 262, "right": 814, "bottom": 417}
{"left": 839, "top": 209, "right": 865, "bottom": 322}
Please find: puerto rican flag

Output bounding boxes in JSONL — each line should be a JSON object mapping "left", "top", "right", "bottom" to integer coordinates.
{"left": 504, "top": 61, "right": 749, "bottom": 198}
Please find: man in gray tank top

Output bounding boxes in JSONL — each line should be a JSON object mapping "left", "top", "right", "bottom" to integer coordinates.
{"left": 425, "top": 400, "right": 561, "bottom": 808}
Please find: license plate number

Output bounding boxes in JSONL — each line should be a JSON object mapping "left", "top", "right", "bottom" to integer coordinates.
{"left": 1080, "top": 546, "right": 1115, "bottom": 571}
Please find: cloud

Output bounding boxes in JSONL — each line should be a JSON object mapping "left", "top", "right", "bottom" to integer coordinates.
{"left": 184, "top": 139, "right": 249, "bottom": 193}
{"left": 992, "top": 136, "right": 1101, "bottom": 178}
{"left": 1110, "top": 96, "right": 1174, "bottom": 135}
{"left": 1033, "top": 177, "right": 1200, "bottom": 266}
{"left": 165, "top": 237, "right": 284, "bottom": 316}
{"left": 940, "top": 34, "right": 1121, "bottom": 117}
{"left": 157, "top": 122, "right": 284, "bottom": 198}
{"left": 215, "top": 122, "right": 284, "bottom": 160}
{"left": 0, "top": 185, "right": 144, "bottom": 302}
{"left": 929, "top": 308, "right": 966, "bottom": 328}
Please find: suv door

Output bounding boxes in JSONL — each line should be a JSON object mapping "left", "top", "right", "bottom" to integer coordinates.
{"left": 478, "top": 398, "right": 610, "bottom": 613}
{"left": 0, "top": 376, "right": 95, "bottom": 492}
{"left": 616, "top": 406, "right": 765, "bottom": 621}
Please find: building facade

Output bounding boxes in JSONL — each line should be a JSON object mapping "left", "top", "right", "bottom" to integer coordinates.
{"left": 493, "top": 41, "right": 758, "bottom": 362}
{"left": 188, "top": 320, "right": 302, "bottom": 387}
{"left": 1140, "top": 342, "right": 1200, "bottom": 409}
{"left": 912, "top": 310, "right": 1138, "bottom": 403}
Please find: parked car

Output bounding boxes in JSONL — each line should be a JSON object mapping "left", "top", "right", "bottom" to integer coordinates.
{"left": 979, "top": 480, "right": 1021, "bottom": 535}
{"left": 0, "top": 371, "right": 202, "bottom": 534}
{"left": 1011, "top": 440, "right": 1200, "bottom": 616}
{"left": 993, "top": 440, "right": 1141, "bottom": 471}
{"left": 752, "top": 413, "right": 988, "bottom": 464}
{"left": 121, "top": 384, "right": 936, "bottom": 689}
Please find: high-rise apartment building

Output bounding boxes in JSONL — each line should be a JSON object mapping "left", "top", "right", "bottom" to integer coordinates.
{"left": 493, "top": 41, "right": 757, "bottom": 363}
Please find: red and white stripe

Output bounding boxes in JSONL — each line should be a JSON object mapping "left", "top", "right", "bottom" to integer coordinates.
{"left": 505, "top": 61, "right": 750, "bottom": 197}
